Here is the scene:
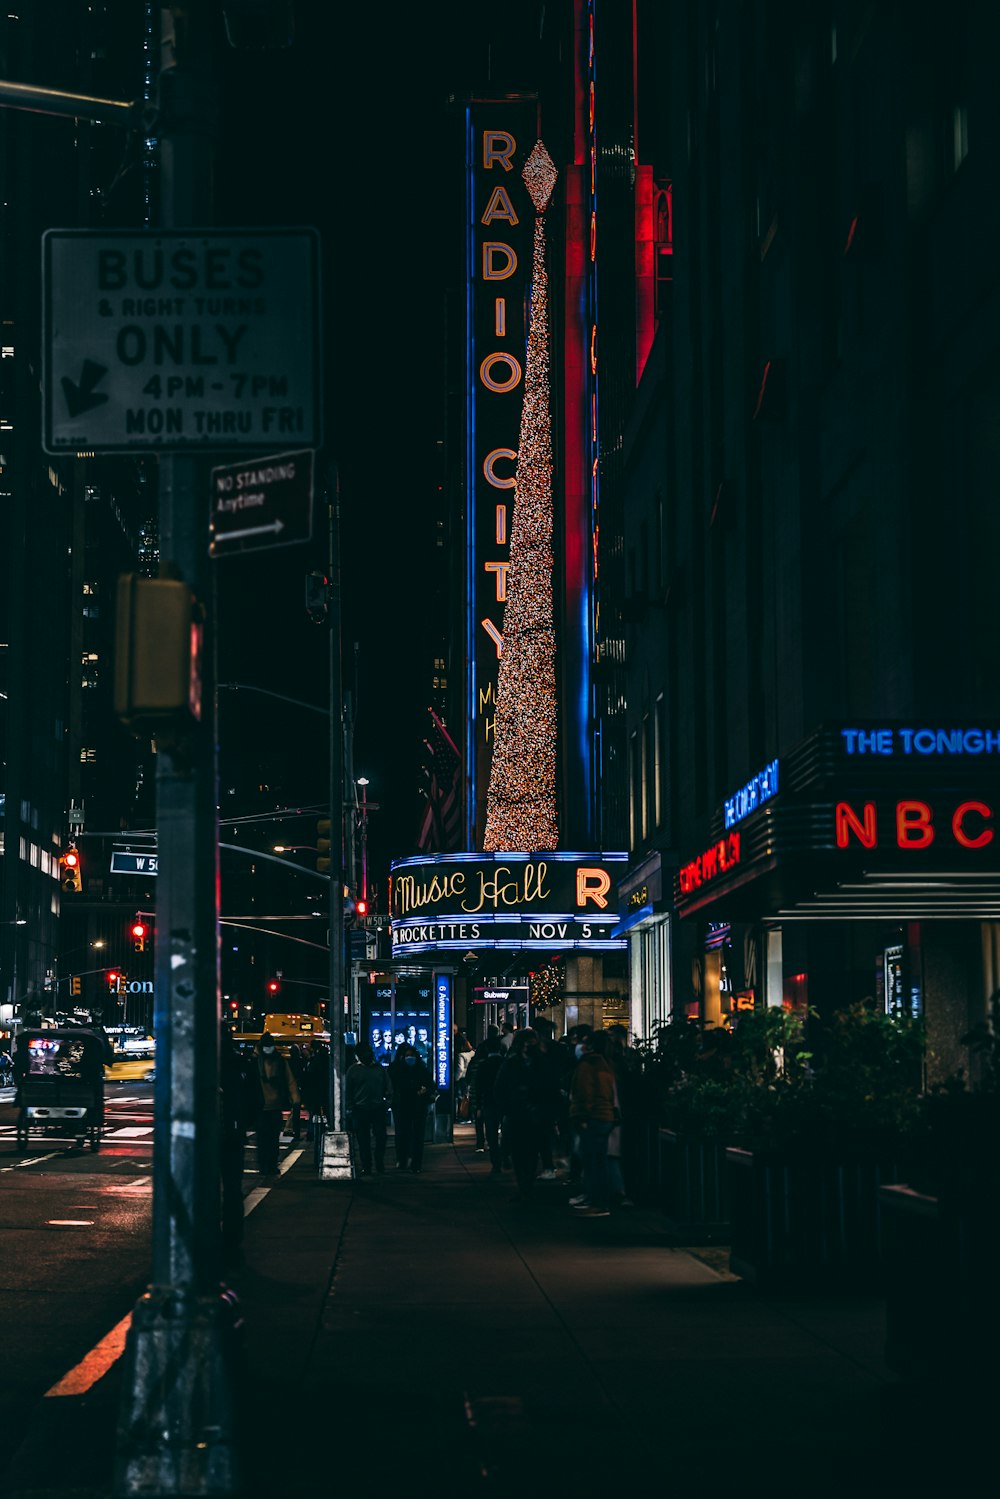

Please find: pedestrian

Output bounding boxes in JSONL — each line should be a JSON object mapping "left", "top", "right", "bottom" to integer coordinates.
{"left": 500, "top": 1021, "right": 516, "bottom": 1050}
{"left": 346, "top": 1043, "right": 391, "bottom": 1174}
{"left": 220, "top": 1024, "right": 251, "bottom": 1263}
{"left": 285, "top": 1042, "right": 307, "bottom": 1141}
{"left": 467, "top": 1024, "right": 501, "bottom": 1151}
{"left": 469, "top": 1030, "right": 506, "bottom": 1173}
{"left": 253, "top": 1031, "right": 300, "bottom": 1175}
{"left": 454, "top": 1029, "right": 474, "bottom": 1119}
{"left": 388, "top": 1042, "right": 436, "bottom": 1173}
{"left": 532, "top": 1015, "right": 566, "bottom": 1178}
{"left": 303, "top": 1041, "right": 329, "bottom": 1138}
{"left": 569, "top": 1028, "right": 616, "bottom": 1217}
{"left": 493, "top": 1028, "right": 557, "bottom": 1201}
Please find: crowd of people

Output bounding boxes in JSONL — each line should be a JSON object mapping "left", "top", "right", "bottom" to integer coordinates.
{"left": 464, "top": 1018, "right": 638, "bottom": 1216}
{"left": 216, "top": 1017, "right": 638, "bottom": 1262}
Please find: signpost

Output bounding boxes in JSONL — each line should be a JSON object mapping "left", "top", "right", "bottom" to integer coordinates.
{"left": 42, "top": 228, "right": 321, "bottom": 454}
{"left": 209, "top": 448, "right": 313, "bottom": 556}
{"left": 111, "top": 850, "right": 159, "bottom": 877}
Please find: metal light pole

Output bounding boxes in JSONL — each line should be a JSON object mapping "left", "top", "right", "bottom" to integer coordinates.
{"left": 356, "top": 777, "right": 369, "bottom": 907}
{"left": 319, "top": 470, "right": 352, "bottom": 1178}
{"left": 114, "top": 10, "right": 238, "bottom": 1497}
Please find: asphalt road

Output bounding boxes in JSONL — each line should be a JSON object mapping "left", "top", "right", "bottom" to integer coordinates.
{"left": 0, "top": 1081, "right": 155, "bottom": 1432}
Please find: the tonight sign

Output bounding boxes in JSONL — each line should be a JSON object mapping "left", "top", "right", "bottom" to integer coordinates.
{"left": 390, "top": 852, "right": 628, "bottom": 954}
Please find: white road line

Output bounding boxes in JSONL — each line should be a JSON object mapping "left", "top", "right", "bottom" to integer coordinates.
{"left": 0, "top": 1151, "right": 63, "bottom": 1173}
{"left": 106, "top": 1127, "right": 154, "bottom": 1138}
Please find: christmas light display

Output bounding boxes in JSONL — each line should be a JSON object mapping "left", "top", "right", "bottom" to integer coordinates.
{"left": 530, "top": 958, "right": 565, "bottom": 1013}
{"left": 484, "top": 139, "right": 560, "bottom": 852}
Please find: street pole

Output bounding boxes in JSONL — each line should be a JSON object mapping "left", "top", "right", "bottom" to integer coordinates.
{"left": 114, "top": 10, "right": 238, "bottom": 1497}
{"left": 319, "top": 469, "right": 352, "bottom": 1178}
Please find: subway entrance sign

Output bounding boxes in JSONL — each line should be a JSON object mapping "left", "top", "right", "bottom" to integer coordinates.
{"left": 42, "top": 228, "right": 321, "bottom": 454}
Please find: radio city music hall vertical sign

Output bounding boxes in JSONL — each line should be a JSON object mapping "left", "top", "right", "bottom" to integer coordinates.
{"left": 467, "top": 98, "right": 537, "bottom": 845}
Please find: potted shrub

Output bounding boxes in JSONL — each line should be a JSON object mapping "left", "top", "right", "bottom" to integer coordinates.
{"left": 651, "top": 1009, "right": 797, "bottom": 1242}
{"left": 725, "top": 1003, "right": 924, "bottom": 1290}
{"left": 879, "top": 996, "right": 1000, "bottom": 1379}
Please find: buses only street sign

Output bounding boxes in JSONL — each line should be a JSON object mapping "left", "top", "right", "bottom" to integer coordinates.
{"left": 42, "top": 228, "right": 321, "bottom": 454}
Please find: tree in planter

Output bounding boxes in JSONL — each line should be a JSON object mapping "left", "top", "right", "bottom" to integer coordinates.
{"left": 739, "top": 1002, "right": 924, "bottom": 1164}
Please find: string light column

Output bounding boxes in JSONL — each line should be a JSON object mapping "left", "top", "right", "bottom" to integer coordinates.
{"left": 484, "top": 139, "right": 560, "bottom": 852}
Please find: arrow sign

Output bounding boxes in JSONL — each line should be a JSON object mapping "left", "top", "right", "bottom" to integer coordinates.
{"left": 61, "top": 359, "right": 109, "bottom": 417}
{"left": 218, "top": 518, "right": 286, "bottom": 544}
{"left": 210, "top": 450, "right": 313, "bottom": 557}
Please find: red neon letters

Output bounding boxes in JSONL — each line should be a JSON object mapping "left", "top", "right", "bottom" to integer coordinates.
{"left": 835, "top": 800, "right": 995, "bottom": 851}
{"left": 679, "top": 832, "right": 741, "bottom": 894}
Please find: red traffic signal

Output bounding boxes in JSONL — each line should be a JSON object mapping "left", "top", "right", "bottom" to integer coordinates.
{"left": 107, "top": 970, "right": 120, "bottom": 987}
{"left": 131, "top": 920, "right": 148, "bottom": 952}
{"left": 266, "top": 979, "right": 280, "bottom": 996}
{"left": 60, "top": 847, "right": 82, "bottom": 893}
{"left": 356, "top": 898, "right": 368, "bottom": 917}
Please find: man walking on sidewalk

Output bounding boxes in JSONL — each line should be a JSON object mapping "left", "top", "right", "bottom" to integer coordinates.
{"left": 569, "top": 1030, "right": 616, "bottom": 1217}
{"left": 346, "top": 1043, "right": 391, "bottom": 1174}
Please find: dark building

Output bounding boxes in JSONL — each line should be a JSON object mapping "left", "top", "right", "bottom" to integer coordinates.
{"left": 0, "top": 3, "right": 159, "bottom": 1034}
{"left": 617, "top": 0, "right": 1000, "bottom": 1077}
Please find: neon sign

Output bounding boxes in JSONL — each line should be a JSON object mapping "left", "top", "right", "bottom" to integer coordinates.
{"left": 840, "top": 727, "right": 1000, "bottom": 756}
{"left": 390, "top": 852, "right": 628, "bottom": 953}
{"left": 678, "top": 833, "right": 741, "bottom": 895}
{"left": 467, "top": 100, "right": 536, "bottom": 844}
{"left": 724, "top": 758, "right": 779, "bottom": 829}
{"left": 835, "top": 799, "right": 995, "bottom": 850}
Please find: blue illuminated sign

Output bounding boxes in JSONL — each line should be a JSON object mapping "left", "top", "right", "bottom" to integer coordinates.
{"left": 434, "top": 974, "right": 451, "bottom": 1093}
{"left": 724, "top": 759, "right": 779, "bottom": 829}
{"left": 841, "top": 727, "right": 1000, "bottom": 757}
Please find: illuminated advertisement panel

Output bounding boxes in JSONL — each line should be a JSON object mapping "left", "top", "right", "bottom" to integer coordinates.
{"left": 434, "top": 974, "right": 451, "bottom": 1091}
{"left": 467, "top": 97, "right": 537, "bottom": 846}
{"left": 390, "top": 851, "right": 628, "bottom": 953}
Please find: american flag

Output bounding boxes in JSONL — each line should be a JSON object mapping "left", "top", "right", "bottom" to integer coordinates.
{"left": 416, "top": 709, "right": 463, "bottom": 853}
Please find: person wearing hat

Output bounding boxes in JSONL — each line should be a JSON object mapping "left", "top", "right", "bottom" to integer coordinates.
{"left": 253, "top": 1031, "right": 300, "bottom": 1175}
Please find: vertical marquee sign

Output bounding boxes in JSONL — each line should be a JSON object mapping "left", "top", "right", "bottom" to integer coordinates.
{"left": 467, "top": 96, "right": 537, "bottom": 847}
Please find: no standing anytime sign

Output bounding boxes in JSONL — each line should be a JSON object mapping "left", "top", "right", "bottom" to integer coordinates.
{"left": 42, "top": 228, "right": 321, "bottom": 454}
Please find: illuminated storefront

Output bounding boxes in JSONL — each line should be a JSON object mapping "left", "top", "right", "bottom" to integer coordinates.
{"left": 672, "top": 725, "right": 1000, "bottom": 1067}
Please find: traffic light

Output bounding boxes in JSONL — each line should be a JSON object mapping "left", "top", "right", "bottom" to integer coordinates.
{"left": 316, "top": 818, "right": 332, "bottom": 874}
{"left": 70, "top": 976, "right": 81, "bottom": 997}
{"left": 107, "top": 970, "right": 120, "bottom": 989}
{"left": 60, "top": 847, "right": 82, "bottom": 894}
{"left": 228, "top": 998, "right": 239, "bottom": 1020}
{"left": 304, "top": 571, "right": 329, "bottom": 625}
{"left": 131, "top": 920, "right": 148, "bottom": 953}
{"left": 356, "top": 898, "right": 368, "bottom": 917}
{"left": 266, "top": 978, "right": 280, "bottom": 997}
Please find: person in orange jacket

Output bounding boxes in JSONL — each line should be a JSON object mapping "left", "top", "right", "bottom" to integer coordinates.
{"left": 569, "top": 1028, "right": 616, "bottom": 1217}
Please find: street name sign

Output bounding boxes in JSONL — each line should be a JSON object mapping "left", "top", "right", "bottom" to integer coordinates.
{"left": 111, "top": 850, "right": 159, "bottom": 877}
{"left": 42, "top": 228, "right": 321, "bottom": 454}
{"left": 209, "top": 448, "right": 313, "bottom": 557}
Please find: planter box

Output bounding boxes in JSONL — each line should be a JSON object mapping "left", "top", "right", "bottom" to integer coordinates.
{"left": 726, "top": 1147, "right": 898, "bottom": 1291}
{"left": 879, "top": 1183, "right": 1000, "bottom": 1381}
{"left": 659, "top": 1129, "right": 730, "bottom": 1242}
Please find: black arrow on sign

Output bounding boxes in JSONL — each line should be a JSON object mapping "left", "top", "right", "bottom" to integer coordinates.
{"left": 61, "top": 359, "right": 110, "bottom": 418}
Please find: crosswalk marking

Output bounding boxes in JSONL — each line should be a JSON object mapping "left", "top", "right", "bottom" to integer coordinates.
{"left": 106, "top": 1126, "right": 154, "bottom": 1139}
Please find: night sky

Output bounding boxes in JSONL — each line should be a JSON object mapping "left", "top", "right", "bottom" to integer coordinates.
{"left": 210, "top": 6, "right": 484, "bottom": 895}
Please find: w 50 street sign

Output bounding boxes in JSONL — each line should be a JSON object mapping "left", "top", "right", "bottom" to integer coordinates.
{"left": 42, "top": 228, "right": 321, "bottom": 454}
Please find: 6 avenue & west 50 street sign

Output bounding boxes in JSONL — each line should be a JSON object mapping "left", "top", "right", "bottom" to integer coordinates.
{"left": 42, "top": 228, "right": 321, "bottom": 454}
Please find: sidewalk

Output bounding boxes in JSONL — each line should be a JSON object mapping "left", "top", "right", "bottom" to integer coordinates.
{"left": 4, "top": 1132, "right": 982, "bottom": 1497}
